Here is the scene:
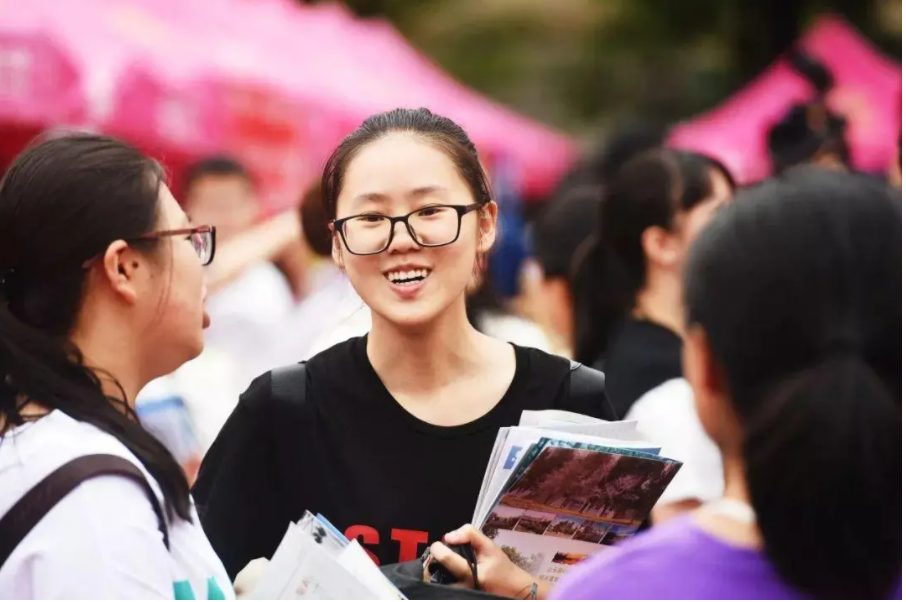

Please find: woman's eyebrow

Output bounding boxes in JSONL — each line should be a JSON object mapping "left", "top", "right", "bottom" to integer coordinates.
{"left": 349, "top": 186, "right": 447, "bottom": 208}
{"left": 352, "top": 191, "right": 390, "bottom": 204}
{"left": 408, "top": 186, "right": 447, "bottom": 199}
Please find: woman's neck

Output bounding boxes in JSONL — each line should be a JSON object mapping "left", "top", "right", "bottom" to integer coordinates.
{"left": 69, "top": 328, "right": 144, "bottom": 408}
{"left": 695, "top": 454, "right": 763, "bottom": 548}
{"left": 367, "top": 298, "right": 484, "bottom": 395}
{"left": 1, "top": 332, "right": 144, "bottom": 433}
{"left": 633, "top": 269, "right": 684, "bottom": 335}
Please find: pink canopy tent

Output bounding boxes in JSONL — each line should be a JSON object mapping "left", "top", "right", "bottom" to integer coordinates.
{"left": 669, "top": 15, "right": 902, "bottom": 184}
{"left": 0, "top": 0, "right": 314, "bottom": 202}
{"left": 97, "top": 0, "right": 322, "bottom": 208}
{"left": 0, "top": 0, "right": 92, "bottom": 167}
{"left": 0, "top": 0, "right": 576, "bottom": 206}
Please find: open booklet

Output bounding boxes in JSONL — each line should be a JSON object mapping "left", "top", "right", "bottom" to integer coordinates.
{"left": 472, "top": 410, "right": 682, "bottom": 586}
{"left": 251, "top": 512, "right": 407, "bottom": 600}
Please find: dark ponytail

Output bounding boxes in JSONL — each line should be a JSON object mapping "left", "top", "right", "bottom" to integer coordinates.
{"left": 573, "top": 148, "right": 734, "bottom": 365}
{"left": 0, "top": 134, "right": 191, "bottom": 521}
{"left": 745, "top": 356, "right": 899, "bottom": 599}
{"left": 685, "top": 169, "right": 901, "bottom": 599}
{"left": 572, "top": 236, "right": 638, "bottom": 366}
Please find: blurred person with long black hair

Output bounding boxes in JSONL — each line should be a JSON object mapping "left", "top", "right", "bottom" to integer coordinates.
{"left": 0, "top": 135, "right": 232, "bottom": 598}
{"left": 568, "top": 148, "right": 736, "bottom": 519}
{"left": 574, "top": 149, "right": 735, "bottom": 414}
{"left": 528, "top": 122, "right": 664, "bottom": 357}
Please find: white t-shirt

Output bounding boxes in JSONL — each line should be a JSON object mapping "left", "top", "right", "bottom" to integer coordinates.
{"left": 139, "top": 347, "right": 246, "bottom": 456}
{"left": 203, "top": 261, "right": 295, "bottom": 385}
{"left": 625, "top": 378, "right": 724, "bottom": 506}
{"left": 476, "top": 311, "right": 552, "bottom": 352}
{"left": 272, "top": 268, "right": 370, "bottom": 363}
{"left": 0, "top": 411, "right": 233, "bottom": 600}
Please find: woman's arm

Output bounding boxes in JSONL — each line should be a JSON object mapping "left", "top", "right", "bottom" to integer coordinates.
{"left": 204, "top": 211, "right": 301, "bottom": 294}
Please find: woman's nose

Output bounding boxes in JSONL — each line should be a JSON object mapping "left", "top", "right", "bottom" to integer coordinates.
{"left": 386, "top": 219, "right": 420, "bottom": 253}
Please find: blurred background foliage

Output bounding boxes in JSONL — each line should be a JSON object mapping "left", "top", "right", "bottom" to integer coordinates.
{"left": 300, "top": 0, "right": 901, "bottom": 145}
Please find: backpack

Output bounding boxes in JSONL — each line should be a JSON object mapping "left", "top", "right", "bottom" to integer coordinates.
{"left": 0, "top": 454, "right": 168, "bottom": 569}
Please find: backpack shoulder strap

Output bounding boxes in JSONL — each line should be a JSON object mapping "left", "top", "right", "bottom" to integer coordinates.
{"left": 568, "top": 361, "right": 617, "bottom": 421}
{"left": 270, "top": 362, "right": 309, "bottom": 409}
{"left": 0, "top": 453, "right": 169, "bottom": 569}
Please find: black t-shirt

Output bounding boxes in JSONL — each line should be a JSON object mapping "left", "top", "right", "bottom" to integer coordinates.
{"left": 596, "top": 318, "right": 683, "bottom": 420}
{"left": 193, "top": 336, "right": 612, "bottom": 578}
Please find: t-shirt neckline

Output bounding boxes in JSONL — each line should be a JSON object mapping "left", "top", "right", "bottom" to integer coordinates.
{"left": 352, "top": 335, "right": 528, "bottom": 438}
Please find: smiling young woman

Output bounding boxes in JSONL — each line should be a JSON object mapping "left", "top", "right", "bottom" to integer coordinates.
{"left": 193, "top": 108, "right": 615, "bottom": 578}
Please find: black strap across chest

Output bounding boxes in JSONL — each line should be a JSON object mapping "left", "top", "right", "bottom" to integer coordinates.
{"left": 270, "top": 359, "right": 614, "bottom": 419}
{"left": 0, "top": 453, "right": 169, "bottom": 569}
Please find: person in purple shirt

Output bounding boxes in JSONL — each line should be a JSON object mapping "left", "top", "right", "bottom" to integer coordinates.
{"left": 428, "top": 170, "right": 901, "bottom": 600}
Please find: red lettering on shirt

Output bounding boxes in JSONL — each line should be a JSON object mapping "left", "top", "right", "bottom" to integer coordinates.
{"left": 344, "top": 524, "right": 380, "bottom": 564}
{"left": 391, "top": 528, "right": 429, "bottom": 562}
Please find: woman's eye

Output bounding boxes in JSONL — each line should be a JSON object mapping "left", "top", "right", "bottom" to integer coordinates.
{"left": 356, "top": 215, "right": 384, "bottom": 223}
{"left": 418, "top": 207, "right": 441, "bottom": 217}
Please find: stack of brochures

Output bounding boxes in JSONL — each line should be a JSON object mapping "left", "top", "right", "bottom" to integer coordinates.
{"left": 472, "top": 410, "right": 682, "bottom": 586}
{"left": 251, "top": 512, "right": 407, "bottom": 600}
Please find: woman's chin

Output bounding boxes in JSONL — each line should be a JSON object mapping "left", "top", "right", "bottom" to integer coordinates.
{"left": 179, "top": 337, "right": 206, "bottom": 365}
{"left": 374, "top": 301, "right": 443, "bottom": 331}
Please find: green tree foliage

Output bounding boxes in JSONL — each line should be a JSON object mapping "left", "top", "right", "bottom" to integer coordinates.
{"left": 301, "top": 0, "right": 900, "bottom": 139}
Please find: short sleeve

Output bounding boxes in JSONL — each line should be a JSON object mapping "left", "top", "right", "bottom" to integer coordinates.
{"left": 4, "top": 475, "right": 173, "bottom": 599}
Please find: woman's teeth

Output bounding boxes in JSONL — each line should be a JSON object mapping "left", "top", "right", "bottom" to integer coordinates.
{"left": 386, "top": 268, "right": 430, "bottom": 284}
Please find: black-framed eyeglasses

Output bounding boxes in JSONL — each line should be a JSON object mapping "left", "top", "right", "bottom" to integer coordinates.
{"left": 332, "top": 202, "right": 488, "bottom": 256}
{"left": 132, "top": 225, "right": 217, "bottom": 266}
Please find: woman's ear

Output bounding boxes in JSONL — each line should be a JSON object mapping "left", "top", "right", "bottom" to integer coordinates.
{"left": 477, "top": 201, "right": 499, "bottom": 254}
{"left": 99, "top": 240, "right": 140, "bottom": 303}
{"left": 331, "top": 234, "right": 345, "bottom": 271}
{"left": 641, "top": 225, "right": 680, "bottom": 269}
{"left": 684, "top": 324, "right": 735, "bottom": 447}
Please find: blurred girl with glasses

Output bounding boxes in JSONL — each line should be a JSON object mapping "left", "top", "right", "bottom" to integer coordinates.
{"left": 194, "top": 108, "right": 615, "bottom": 578}
{"left": 0, "top": 134, "right": 231, "bottom": 598}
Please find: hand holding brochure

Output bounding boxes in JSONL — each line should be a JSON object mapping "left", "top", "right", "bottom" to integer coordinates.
{"left": 251, "top": 512, "right": 406, "bottom": 600}
{"left": 472, "top": 411, "right": 682, "bottom": 586}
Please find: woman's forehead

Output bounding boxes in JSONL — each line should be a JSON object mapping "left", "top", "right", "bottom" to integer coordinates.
{"left": 341, "top": 134, "right": 466, "bottom": 199}
{"left": 158, "top": 185, "right": 190, "bottom": 227}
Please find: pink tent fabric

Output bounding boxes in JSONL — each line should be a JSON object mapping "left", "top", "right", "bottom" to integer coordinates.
{"left": 98, "top": 0, "right": 318, "bottom": 207}
{"left": 0, "top": 0, "right": 95, "bottom": 168}
{"left": 669, "top": 15, "right": 901, "bottom": 184}
{"left": 0, "top": 0, "right": 576, "bottom": 205}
